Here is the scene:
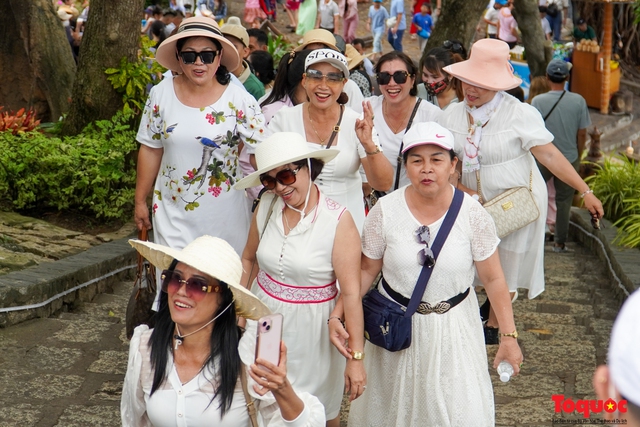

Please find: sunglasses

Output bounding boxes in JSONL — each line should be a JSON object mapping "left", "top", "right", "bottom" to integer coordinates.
{"left": 442, "top": 40, "right": 464, "bottom": 55}
{"left": 161, "top": 270, "right": 222, "bottom": 301}
{"left": 305, "top": 69, "right": 345, "bottom": 85}
{"left": 415, "top": 225, "right": 435, "bottom": 268}
{"left": 179, "top": 50, "right": 219, "bottom": 65}
{"left": 260, "top": 167, "right": 301, "bottom": 191}
{"left": 376, "top": 71, "right": 411, "bottom": 85}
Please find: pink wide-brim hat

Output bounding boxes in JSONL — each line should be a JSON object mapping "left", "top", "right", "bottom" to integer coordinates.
{"left": 443, "top": 39, "right": 522, "bottom": 92}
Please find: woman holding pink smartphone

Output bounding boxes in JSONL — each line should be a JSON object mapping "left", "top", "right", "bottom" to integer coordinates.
{"left": 237, "top": 132, "right": 367, "bottom": 427}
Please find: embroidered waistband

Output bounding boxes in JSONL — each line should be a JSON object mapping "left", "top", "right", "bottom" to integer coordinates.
{"left": 257, "top": 270, "right": 338, "bottom": 304}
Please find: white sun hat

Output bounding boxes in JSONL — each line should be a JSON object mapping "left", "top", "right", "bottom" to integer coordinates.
{"left": 234, "top": 132, "right": 340, "bottom": 190}
{"left": 129, "top": 236, "right": 271, "bottom": 320}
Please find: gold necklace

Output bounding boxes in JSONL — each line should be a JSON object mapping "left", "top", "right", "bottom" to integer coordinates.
{"left": 307, "top": 103, "right": 331, "bottom": 146}
{"left": 383, "top": 99, "right": 411, "bottom": 134}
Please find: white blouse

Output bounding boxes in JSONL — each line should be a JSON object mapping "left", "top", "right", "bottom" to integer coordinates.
{"left": 121, "top": 325, "right": 326, "bottom": 427}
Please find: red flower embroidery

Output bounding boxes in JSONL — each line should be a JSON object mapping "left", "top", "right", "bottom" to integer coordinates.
{"left": 208, "top": 186, "right": 222, "bottom": 197}
{"left": 205, "top": 113, "right": 215, "bottom": 124}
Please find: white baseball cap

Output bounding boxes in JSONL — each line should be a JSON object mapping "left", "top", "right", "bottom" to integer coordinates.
{"left": 402, "top": 122, "right": 455, "bottom": 153}
{"left": 305, "top": 49, "right": 350, "bottom": 79}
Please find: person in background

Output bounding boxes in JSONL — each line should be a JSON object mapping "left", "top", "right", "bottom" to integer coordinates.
{"left": 539, "top": 6, "right": 552, "bottom": 40}
{"left": 339, "top": 0, "right": 359, "bottom": 43}
{"left": 316, "top": 0, "right": 340, "bottom": 33}
{"left": 169, "top": 0, "right": 186, "bottom": 14}
{"left": 245, "top": 0, "right": 268, "bottom": 27}
{"left": 221, "top": 22, "right": 266, "bottom": 100}
{"left": 417, "top": 47, "right": 462, "bottom": 109}
{"left": 545, "top": 0, "right": 568, "bottom": 42}
{"left": 284, "top": 0, "right": 301, "bottom": 32}
{"left": 412, "top": 2, "right": 433, "bottom": 53}
{"left": 184, "top": 3, "right": 194, "bottom": 17}
{"left": 213, "top": 0, "right": 228, "bottom": 21}
{"left": 352, "top": 38, "right": 375, "bottom": 78}
{"left": 388, "top": 0, "right": 407, "bottom": 52}
{"left": 297, "top": 0, "right": 318, "bottom": 36}
{"left": 367, "top": 0, "right": 388, "bottom": 62}
{"left": 248, "top": 50, "right": 276, "bottom": 95}
{"left": 162, "top": 9, "right": 178, "bottom": 37}
{"left": 532, "top": 60, "right": 591, "bottom": 254}
{"left": 142, "top": 6, "right": 163, "bottom": 36}
{"left": 573, "top": 17, "right": 596, "bottom": 42}
{"left": 149, "top": 20, "right": 167, "bottom": 49}
{"left": 593, "top": 290, "right": 640, "bottom": 427}
{"left": 247, "top": 28, "right": 269, "bottom": 52}
{"left": 527, "top": 75, "right": 551, "bottom": 104}
{"left": 483, "top": 0, "right": 503, "bottom": 39}
{"left": 442, "top": 39, "right": 468, "bottom": 59}
{"left": 497, "top": 0, "right": 518, "bottom": 49}
{"left": 346, "top": 44, "right": 373, "bottom": 98}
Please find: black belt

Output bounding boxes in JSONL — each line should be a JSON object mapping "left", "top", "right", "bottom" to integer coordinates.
{"left": 381, "top": 278, "right": 470, "bottom": 315}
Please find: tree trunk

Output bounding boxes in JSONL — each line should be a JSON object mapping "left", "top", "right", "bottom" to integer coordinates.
{"left": 513, "top": 0, "right": 547, "bottom": 78}
{"left": 424, "top": 0, "right": 488, "bottom": 56}
{"left": 62, "top": 0, "right": 145, "bottom": 135}
{"left": 0, "top": 0, "right": 76, "bottom": 122}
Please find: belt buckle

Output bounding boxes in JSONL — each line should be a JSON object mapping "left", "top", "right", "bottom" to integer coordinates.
{"left": 417, "top": 301, "right": 451, "bottom": 315}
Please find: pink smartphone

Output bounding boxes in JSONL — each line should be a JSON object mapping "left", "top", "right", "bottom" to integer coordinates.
{"left": 255, "top": 313, "right": 283, "bottom": 368}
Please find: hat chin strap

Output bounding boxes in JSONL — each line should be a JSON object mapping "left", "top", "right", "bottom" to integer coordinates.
{"left": 284, "top": 158, "right": 313, "bottom": 224}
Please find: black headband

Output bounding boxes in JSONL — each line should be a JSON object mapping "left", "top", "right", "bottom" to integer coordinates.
{"left": 178, "top": 23, "right": 223, "bottom": 37}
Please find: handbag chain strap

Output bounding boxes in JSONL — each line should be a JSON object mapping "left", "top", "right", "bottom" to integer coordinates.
{"left": 324, "top": 104, "right": 344, "bottom": 149}
{"left": 240, "top": 362, "right": 259, "bottom": 427}
{"left": 404, "top": 188, "right": 464, "bottom": 317}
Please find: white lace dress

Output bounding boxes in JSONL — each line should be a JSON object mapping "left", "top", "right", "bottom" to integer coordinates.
{"left": 438, "top": 95, "right": 553, "bottom": 298}
{"left": 347, "top": 186, "right": 499, "bottom": 427}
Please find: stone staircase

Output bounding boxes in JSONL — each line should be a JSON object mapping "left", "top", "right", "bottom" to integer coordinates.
{"left": 589, "top": 91, "right": 640, "bottom": 153}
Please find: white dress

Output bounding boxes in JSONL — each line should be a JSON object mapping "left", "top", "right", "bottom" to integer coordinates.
{"left": 137, "top": 76, "right": 266, "bottom": 255}
{"left": 366, "top": 95, "right": 443, "bottom": 191}
{"left": 347, "top": 187, "right": 499, "bottom": 427}
{"left": 121, "top": 325, "right": 326, "bottom": 427}
{"left": 438, "top": 95, "right": 553, "bottom": 298}
{"left": 269, "top": 104, "right": 377, "bottom": 233}
{"left": 251, "top": 190, "right": 347, "bottom": 419}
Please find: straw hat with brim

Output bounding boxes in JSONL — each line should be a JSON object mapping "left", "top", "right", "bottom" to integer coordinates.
{"left": 443, "top": 39, "right": 521, "bottom": 91}
{"left": 129, "top": 236, "right": 271, "bottom": 321}
{"left": 220, "top": 23, "right": 249, "bottom": 47}
{"left": 345, "top": 44, "right": 365, "bottom": 71}
{"left": 156, "top": 17, "right": 240, "bottom": 72}
{"left": 235, "top": 132, "right": 339, "bottom": 190}
{"left": 295, "top": 29, "right": 339, "bottom": 52}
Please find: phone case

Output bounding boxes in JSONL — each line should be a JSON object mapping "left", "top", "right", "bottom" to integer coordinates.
{"left": 255, "top": 313, "right": 283, "bottom": 367}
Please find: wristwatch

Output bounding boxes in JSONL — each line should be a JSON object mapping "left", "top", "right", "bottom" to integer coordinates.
{"left": 499, "top": 330, "right": 519, "bottom": 339}
{"left": 351, "top": 350, "right": 365, "bottom": 360}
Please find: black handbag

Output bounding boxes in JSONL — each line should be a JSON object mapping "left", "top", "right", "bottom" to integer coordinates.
{"left": 125, "top": 228, "right": 157, "bottom": 339}
{"left": 362, "top": 189, "right": 464, "bottom": 351}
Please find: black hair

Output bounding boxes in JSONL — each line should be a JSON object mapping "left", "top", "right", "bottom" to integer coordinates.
{"left": 375, "top": 51, "right": 418, "bottom": 97}
{"left": 352, "top": 38, "right": 365, "bottom": 48}
{"left": 150, "top": 20, "right": 167, "bottom": 47}
{"left": 292, "top": 158, "right": 325, "bottom": 181}
{"left": 248, "top": 50, "right": 275, "bottom": 86}
{"left": 538, "top": 5, "right": 547, "bottom": 13}
{"left": 247, "top": 28, "right": 268, "bottom": 47}
{"left": 152, "top": 5, "right": 163, "bottom": 17}
{"left": 402, "top": 147, "right": 456, "bottom": 164}
{"left": 547, "top": 73, "right": 568, "bottom": 84}
{"left": 176, "top": 37, "right": 230, "bottom": 85}
{"left": 420, "top": 47, "right": 464, "bottom": 101}
{"left": 163, "top": 9, "right": 177, "bottom": 17}
{"left": 260, "top": 49, "right": 312, "bottom": 108}
{"left": 149, "top": 259, "right": 241, "bottom": 416}
{"left": 442, "top": 39, "right": 468, "bottom": 60}
{"left": 505, "top": 86, "right": 525, "bottom": 102}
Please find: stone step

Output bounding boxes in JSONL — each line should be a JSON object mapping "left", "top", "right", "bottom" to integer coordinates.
{"left": 600, "top": 117, "right": 640, "bottom": 152}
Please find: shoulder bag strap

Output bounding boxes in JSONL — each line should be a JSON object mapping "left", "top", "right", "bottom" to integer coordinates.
{"left": 244, "top": 195, "right": 278, "bottom": 289}
{"left": 393, "top": 98, "right": 423, "bottom": 191}
{"left": 543, "top": 90, "right": 566, "bottom": 121}
{"left": 405, "top": 188, "right": 464, "bottom": 316}
{"left": 325, "top": 105, "right": 344, "bottom": 149}
{"left": 240, "top": 363, "right": 259, "bottom": 427}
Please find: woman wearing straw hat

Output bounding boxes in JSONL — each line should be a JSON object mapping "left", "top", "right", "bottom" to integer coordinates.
{"left": 439, "top": 39, "right": 603, "bottom": 342}
{"left": 134, "top": 17, "right": 266, "bottom": 275}
{"left": 269, "top": 49, "right": 394, "bottom": 233}
{"left": 236, "top": 132, "right": 367, "bottom": 427}
{"left": 121, "top": 236, "right": 325, "bottom": 426}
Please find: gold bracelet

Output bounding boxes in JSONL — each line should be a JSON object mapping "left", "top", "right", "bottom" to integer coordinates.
{"left": 365, "top": 146, "right": 381, "bottom": 155}
{"left": 499, "top": 330, "right": 518, "bottom": 339}
{"left": 350, "top": 350, "right": 365, "bottom": 360}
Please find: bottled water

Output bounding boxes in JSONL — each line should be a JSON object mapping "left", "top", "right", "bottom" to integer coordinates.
{"left": 497, "top": 361, "right": 514, "bottom": 382}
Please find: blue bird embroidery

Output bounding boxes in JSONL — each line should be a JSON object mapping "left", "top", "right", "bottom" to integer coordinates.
{"left": 190, "top": 135, "right": 224, "bottom": 188}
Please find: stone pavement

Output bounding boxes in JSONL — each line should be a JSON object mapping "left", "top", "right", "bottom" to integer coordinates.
{"left": 0, "top": 211, "right": 635, "bottom": 427}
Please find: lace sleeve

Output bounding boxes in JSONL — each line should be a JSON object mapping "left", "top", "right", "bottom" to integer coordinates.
{"left": 468, "top": 202, "right": 500, "bottom": 262}
{"left": 121, "top": 325, "right": 152, "bottom": 427}
{"left": 362, "top": 202, "right": 385, "bottom": 259}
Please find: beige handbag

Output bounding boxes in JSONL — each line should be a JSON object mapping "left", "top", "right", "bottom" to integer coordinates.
{"left": 476, "top": 169, "right": 540, "bottom": 238}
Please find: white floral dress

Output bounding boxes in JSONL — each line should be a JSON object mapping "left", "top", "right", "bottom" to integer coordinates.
{"left": 347, "top": 186, "right": 499, "bottom": 427}
{"left": 137, "top": 76, "right": 266, "bottom": 255}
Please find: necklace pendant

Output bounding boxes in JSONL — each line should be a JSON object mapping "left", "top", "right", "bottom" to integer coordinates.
{"left": 174, "top": 334, "right": 183, "bottom": 351}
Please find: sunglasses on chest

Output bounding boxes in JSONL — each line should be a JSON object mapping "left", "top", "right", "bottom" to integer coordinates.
{"left": 178, "top": 50, "right": 219, "bottom": 65}
{"left": 260, "top": 167, "right": 301, "bottom": 191}
{"left": 376, "top": 71, "right": 411, "bottom": 85}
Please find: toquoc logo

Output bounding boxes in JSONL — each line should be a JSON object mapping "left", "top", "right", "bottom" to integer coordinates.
{"left": 552, "top": 395, "right": 628, "bottom": 418}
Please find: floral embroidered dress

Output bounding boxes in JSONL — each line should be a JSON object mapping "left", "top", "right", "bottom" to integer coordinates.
{"left": 137, "top": 76, "right": 266, "bottom": 256}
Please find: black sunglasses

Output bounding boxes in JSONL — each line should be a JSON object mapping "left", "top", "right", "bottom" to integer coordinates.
{"left": 161, "top": 270, "right": 221, "bottom": 301}
{"left": 260, "top": 167, "right": 301, "bottom": 191}
{"left": 376, "top": 70, "right": 411, "bottom": 85}
{"left": 415, "top": 225, "right": 435, "bottom": 268}
{"left": 179, "top": 50, "right": 219, "bottom": 65}
{"left": 442, "top": 40, "right": 464, "bottom": 55}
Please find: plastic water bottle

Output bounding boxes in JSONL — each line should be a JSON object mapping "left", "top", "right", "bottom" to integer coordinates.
{"left": 497, "top": 361, "right": 514, "bottom": 382}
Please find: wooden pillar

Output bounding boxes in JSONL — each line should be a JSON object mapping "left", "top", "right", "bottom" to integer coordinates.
{"left": 600, "top": 2, "right": 613, "bottom": 114}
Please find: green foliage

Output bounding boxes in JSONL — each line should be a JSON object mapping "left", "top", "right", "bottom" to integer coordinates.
{"left": 0, "top": 107, "right": 41, "bottom": 135}
{"left": 0, "top": 111, "right": 138, "bottom": 220}
{"left": 585, "top": 154, "right": 640, "bottom": 248}
{"left": 634, "top": 0, "right": 640, "bottom": 24}
{"left": 267, "top": 33, "right": 293, "bottom": 68}
{"left": 105, "top": 36, "right": 166, "bottom": 117}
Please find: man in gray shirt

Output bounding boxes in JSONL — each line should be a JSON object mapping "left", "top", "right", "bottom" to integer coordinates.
{"left": 532, "top": 59, "right": 591, "bottom": 253}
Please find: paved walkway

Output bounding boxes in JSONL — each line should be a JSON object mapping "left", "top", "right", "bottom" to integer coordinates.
{"left": 0, "top": 234, "right": 622, "bottom": 427}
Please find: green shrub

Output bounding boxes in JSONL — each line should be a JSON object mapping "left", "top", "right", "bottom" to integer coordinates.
{"left": 0, "top": 111, "right": 137, "bottom": 220}
{"left": 268, "top": 33, "right": 293, "bottom": 68}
